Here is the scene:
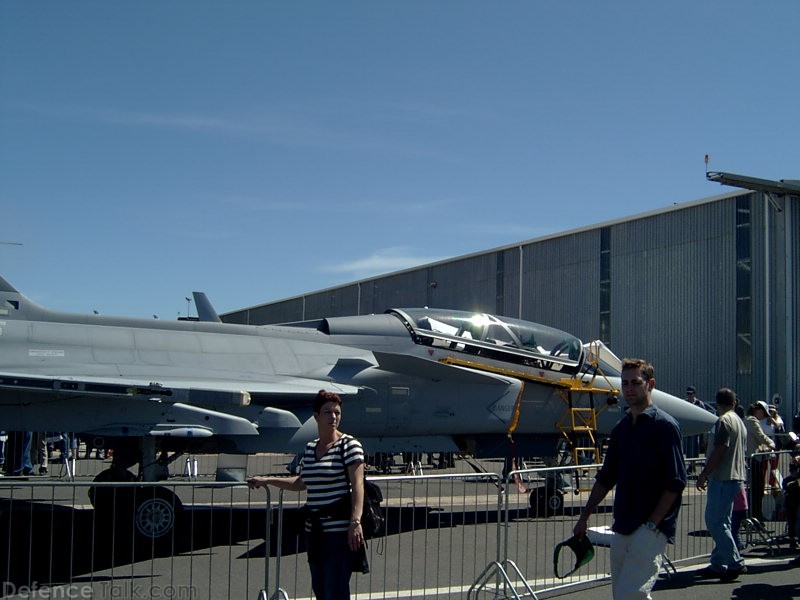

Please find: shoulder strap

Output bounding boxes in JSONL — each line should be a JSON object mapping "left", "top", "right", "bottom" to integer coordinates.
{"left": 338, "top": 435, "right": 352, "bottom": 481}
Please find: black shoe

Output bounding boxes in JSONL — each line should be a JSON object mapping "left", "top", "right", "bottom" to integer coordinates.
{"left": 38, "top": 466, "right": 48, "bottom": 475}
{"left": 719, "top": 565, "right": 747, "bottom": 582}
{"left": 696, "top": 566, "right": 723, "bottom": 579}
{"left": 789, "top": 556, "right": 800, "bottom": 567}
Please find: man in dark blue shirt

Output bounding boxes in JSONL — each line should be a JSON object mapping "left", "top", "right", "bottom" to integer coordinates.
{"left": 574, "top": 358, "right": 687, "bottom": 599}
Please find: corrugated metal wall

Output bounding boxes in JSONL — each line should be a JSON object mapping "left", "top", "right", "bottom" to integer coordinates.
{"left": 224, "top": 190, "right": 799, "bottom": 420}
{"left": 789, "top": 196, "right": 800, "bottom": 420}
{"left": 761, "top": 189, "right": 799, "bottom": 419}
{"left": 520, "top": 231, "right": 600, "bottom": 342}
{"left": 358, "top": 270, "right": 430, "bottom": 315}
{"left": 424, "top": 253, "right": 498, "bottom": 311}
{"left": 608, "top": 200, "right": 737, "bottom": 399}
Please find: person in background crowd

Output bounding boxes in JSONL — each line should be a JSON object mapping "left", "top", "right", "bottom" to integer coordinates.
{"left": 696, "top": 388, "right": 748, "bottom": 581}
{"left": 754, "top": 400, "right": 779, "bottom": 443}
{"left": 745, "top": 402, "right": 776, "bottom": 522}
{"left": 730, "top": 403, "right": 749, "bottom": 551}
{"left": 32, "top": 431, "right": 48, "bottom": 475}
{"left": 11, "top": 431, "right": 34, "bottom": 476}
{"left": 685, "top": 386, "right": 703, "bottom": 409}
{"left": 768, "top": 399, "right": 786, "bottom": 447}
{"left": 683, "top": 386, "right": 705, "bottom": 472}
{"left": 793, "top": 405, "right": 800, "bottom": 438}
{"left": 0, "top": 431, "right": 6, "bottom": 475}
{"left": 730, "top": 484, "right": 748, "bottom": 551}
{"left": 770, "top": 394, "right": 785, "bottom": 423}
{"left": 782, "top": 456, "right": 800, "bottom": 562}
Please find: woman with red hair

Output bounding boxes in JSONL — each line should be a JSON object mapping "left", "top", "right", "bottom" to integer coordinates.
{"left": 248, "top": 390, "right": 366, "bottom": 599}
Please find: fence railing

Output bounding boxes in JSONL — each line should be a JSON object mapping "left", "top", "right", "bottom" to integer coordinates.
{"left": 1, "top": 451, "right": 795, "bottom": 599}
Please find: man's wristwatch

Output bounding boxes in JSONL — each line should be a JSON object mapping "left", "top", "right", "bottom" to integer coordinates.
{"left": 351, "top": 519, "right": 361, "bottom": 526}
{"left": 645, "top": 520, "right": 658, "bottom": 532}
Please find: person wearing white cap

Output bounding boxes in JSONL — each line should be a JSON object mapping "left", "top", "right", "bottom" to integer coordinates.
{"left": 755, "top": 400, "right": 776, "bottom": 440}
{"left": 746, "top": 401, "right": 776, "bottom": 521}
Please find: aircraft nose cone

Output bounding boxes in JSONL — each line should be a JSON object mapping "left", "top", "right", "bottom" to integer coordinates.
{"left": 592, "top": 377, "right": 717, "bottom": 437}
{"left": 650, "top": 389, "right": 717, "bottom": 436}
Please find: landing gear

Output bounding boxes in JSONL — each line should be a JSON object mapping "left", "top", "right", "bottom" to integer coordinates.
{"left": 529, "top": 474, "right": 567, "bottom": 517}
{"left": 131, "top": 486, "right": 182, "bottom": 540}
{"left": 87, "top": 438, "right": 184, "bottom": 552}
{"left": 89, "top": 466, "right": 183, "bottom": 551}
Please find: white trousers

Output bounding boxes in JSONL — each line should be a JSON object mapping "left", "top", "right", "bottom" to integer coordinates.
{"left": 610, "top": 525, "right": 667, "bottom": 600}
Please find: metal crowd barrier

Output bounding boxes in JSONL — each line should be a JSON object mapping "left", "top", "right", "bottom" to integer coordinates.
{"left": 469, "top": 461, "right": 715, "bottom": 599}
{"left": 741, "top": 449, "right": 796, "bottom": 552}
{"left": 3, "top": 451, "right": 794, "bottom": 600}
{"left": 0, "top": 480, "right": 274, "bottom": 600}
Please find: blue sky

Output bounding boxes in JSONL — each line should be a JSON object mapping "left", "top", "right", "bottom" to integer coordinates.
{"left": 2, "top": 2, "right": 798, "bottom": 319}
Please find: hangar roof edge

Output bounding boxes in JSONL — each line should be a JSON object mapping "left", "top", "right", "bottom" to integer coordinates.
{"left": 223, "top": 188, "right": 750, "bottom": 316}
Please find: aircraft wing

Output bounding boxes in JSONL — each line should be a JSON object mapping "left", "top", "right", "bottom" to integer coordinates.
{"left": 0, "top": 372, "right": 359, "bottom": 403}
{"left": 0, "top": 371, "right": 359, "bottom": 437}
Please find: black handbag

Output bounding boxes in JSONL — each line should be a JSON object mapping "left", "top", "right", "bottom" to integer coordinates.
{"left": 339, "top": 436, "right": 385, "bottom": 539}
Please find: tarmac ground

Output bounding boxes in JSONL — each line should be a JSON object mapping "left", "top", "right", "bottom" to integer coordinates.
{"left": 546, "top": 552, "right": 800, "bottom": 600}
{"left": 3, "top": 453, "right": 800, "bottom": 599}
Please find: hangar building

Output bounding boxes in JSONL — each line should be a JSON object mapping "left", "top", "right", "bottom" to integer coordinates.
{"left": 223, "top": 188, "right": 799, "bottom": 425}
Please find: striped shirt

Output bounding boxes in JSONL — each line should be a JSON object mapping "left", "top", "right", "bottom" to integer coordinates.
{"left": 301, "top": 434, "right": 365, "bottom": 533}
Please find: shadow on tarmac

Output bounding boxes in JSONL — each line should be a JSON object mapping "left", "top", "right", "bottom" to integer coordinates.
{"left": 0, "top": 494, "right": 607, "bottom": 588}
{"left": 0, "top": 496, "right": 270, "bottom": 589}
{"left": 651, "top": 560, "right": 800, "bottom": 600}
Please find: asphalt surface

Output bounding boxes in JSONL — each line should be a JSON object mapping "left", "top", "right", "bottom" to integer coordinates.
{"left": 5, "top": 454, "right": 800, "bottom": 599}
{"left": 545, "top": 552, "right": 800, "bottom": 600}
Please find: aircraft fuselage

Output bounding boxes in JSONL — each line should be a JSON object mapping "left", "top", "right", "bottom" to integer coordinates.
{"left": 0, "top": 277, "right": 716, "bottom": 464}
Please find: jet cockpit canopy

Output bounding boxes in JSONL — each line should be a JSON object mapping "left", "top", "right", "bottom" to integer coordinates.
{"left": 389, "top": 308, "right": 584, "bottom": 374}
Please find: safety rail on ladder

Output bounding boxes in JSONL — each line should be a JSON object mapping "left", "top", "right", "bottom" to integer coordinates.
{"left": 552, "top": 339, "right": 620, "bottom": 490}
{"left": 556, "top": 400, "right": 600, "bottom": 468}
{"left": 438, "top": 351, "right": 618, "bottom": 490}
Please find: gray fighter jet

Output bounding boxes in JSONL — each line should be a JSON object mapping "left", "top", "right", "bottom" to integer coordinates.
{"left": 0, "top": 275, "right": 714, "bottom": 484}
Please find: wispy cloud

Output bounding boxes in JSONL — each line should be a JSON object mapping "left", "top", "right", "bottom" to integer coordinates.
{"left": 218, "top": 193, "right": 464, "bottom": 216}
{"left": 220, "top": 196, "right": 314, "bottom": 212}
{"left": 320, "top": 247, "right": 445, "bottom": 279}
{"left": 338, "top": 196, "right": 462, "bottom": 215}
{"left": 16, "top": 103, "right": 462, "bottom": 161}
{"left": 382, "top": 101, "right": 489, "bottom": 120}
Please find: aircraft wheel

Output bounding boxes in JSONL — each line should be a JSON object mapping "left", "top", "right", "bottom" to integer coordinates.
{"left": 131, "top": 487, "right": 182, "bottom": 540}
{"left": 90, "top": 470, "right": 182, "bottom": 552}
{"left": 529, "top": 486, "right": 565, "bottom": 517}
{"left": 88, "top": 466, "right": 137, "bottom": 508}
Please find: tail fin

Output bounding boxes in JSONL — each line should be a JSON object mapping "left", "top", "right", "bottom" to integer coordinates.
{"left": 193, "top": 291, "right": 222, "bottom": 323}
{"left": 0, "top": 275, "right": 19, "bottom": 293}
{"left": 0, "top": 274, "right": 30, "bottom": 317}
